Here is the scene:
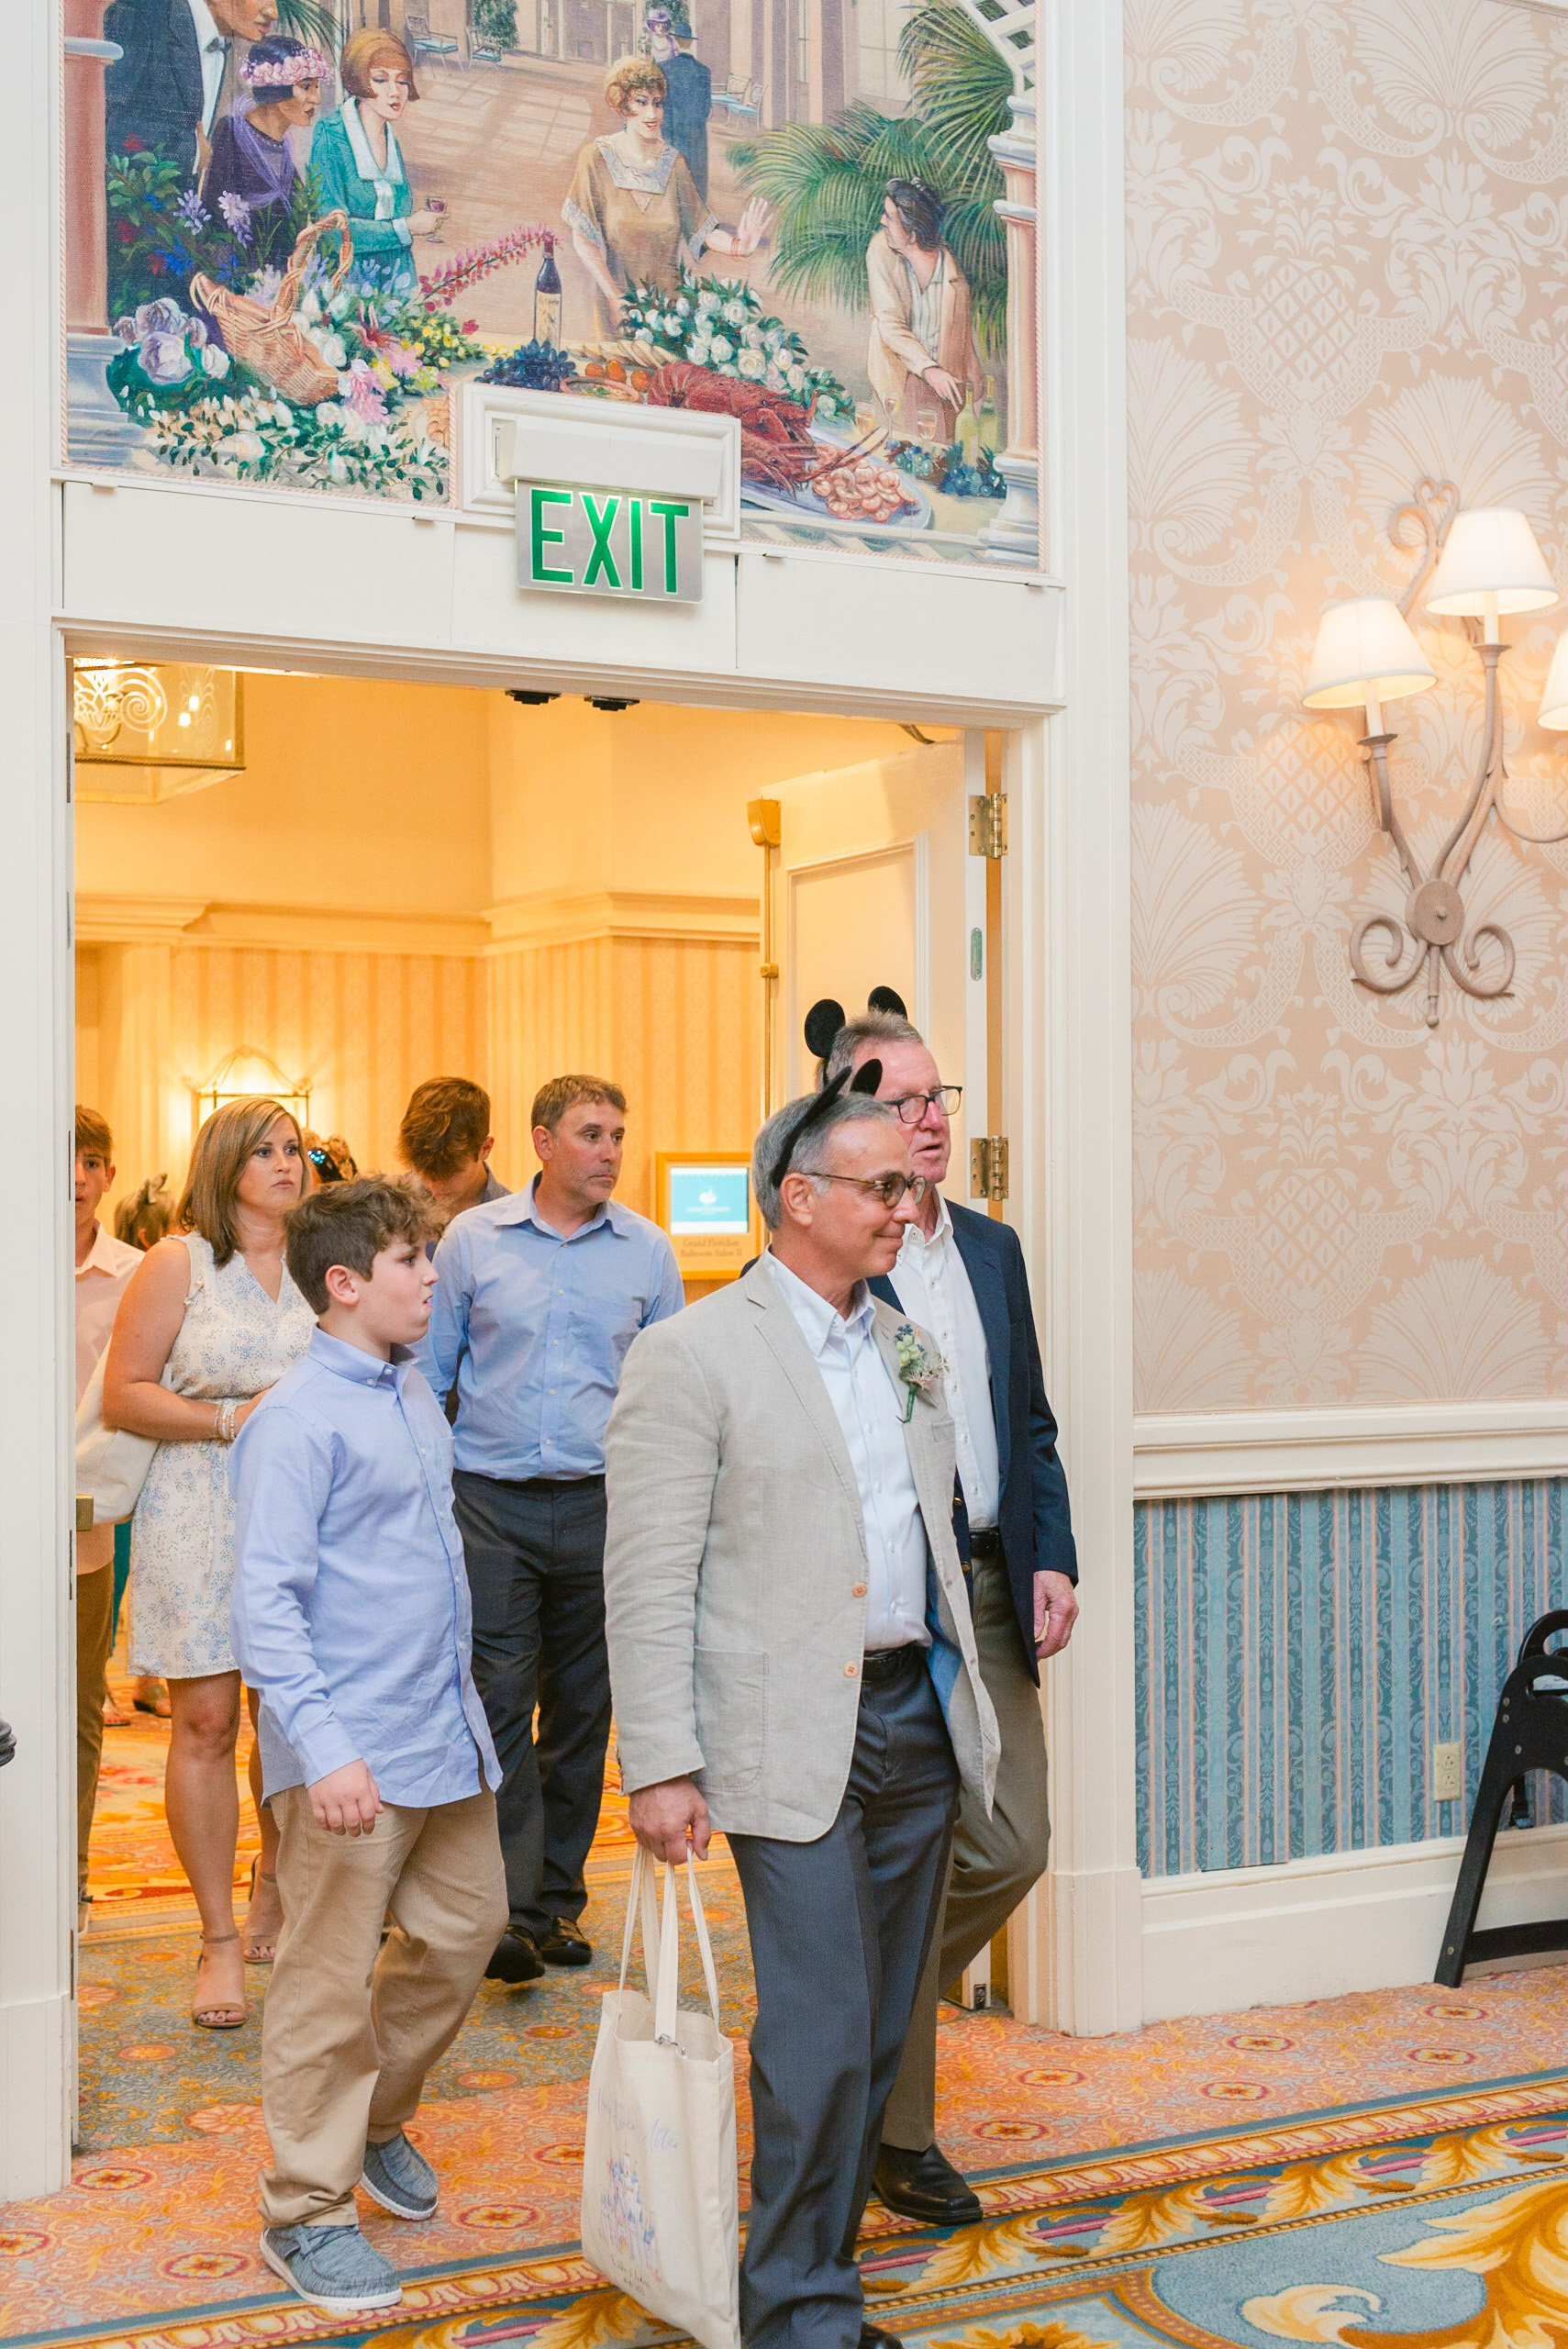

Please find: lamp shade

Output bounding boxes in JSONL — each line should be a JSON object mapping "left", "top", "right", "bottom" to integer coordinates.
{"left": 1302, "top": 597, "right": 1436, "bottom": 709}
{"left": 1539, "top": 629, "right": 1568, "bottom": 731}
{"left": 1426, "top": 507, "right": 1558, "bottom": 618}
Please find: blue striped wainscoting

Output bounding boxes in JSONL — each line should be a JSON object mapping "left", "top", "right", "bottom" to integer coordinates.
{"left": 1134, "top": 1481, "right": 1568, "bottom": 1878}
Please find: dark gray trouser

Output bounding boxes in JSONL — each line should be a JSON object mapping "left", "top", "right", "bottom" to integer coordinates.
{"left": 728, "top": 1647, "right": 959, "bottom": 2349}
{"left": 452, "top": 1470, "right": 611, "bottom": 1942}
{"left": 882, "top": 1549, "right": 1051, "bottom": 2150}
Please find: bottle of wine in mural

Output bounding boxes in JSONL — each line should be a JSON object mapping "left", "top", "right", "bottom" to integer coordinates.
{"left": 978, "top": 376, "right": 999, "bottom": 455}
{"left": 955, "top": 389, "right": 981, "bottom": 465}
{"left": 534, "top": 234, "right": 563, "bottom": 349}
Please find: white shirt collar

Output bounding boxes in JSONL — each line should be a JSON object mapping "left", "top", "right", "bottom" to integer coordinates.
{"left": 765, "top": 1250, "right": 874, "bottom": 1354}
{"left": 76, "top": 1221, "right": 140, "bottom": 1279}
{"left": 185, "top": 0, "right": 226, "bottom": 51}
{"left": 898, "top": 1192, "right": 952, "bottom": 1256}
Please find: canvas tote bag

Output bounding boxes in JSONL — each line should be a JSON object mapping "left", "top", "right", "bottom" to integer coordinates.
{"left": 581, "top": 1847, "right": 740, "bottom": 2349}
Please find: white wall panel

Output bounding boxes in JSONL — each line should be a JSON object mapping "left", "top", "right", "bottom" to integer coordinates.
{"left": 63, "top": 480, "right": 456, "bottom": 648}
{"left": 736, "top": 549, "right": 1061, "bottom": 709}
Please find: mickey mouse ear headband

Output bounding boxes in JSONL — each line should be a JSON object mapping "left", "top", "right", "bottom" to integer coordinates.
{"left": 771, "top": 983, "right": 909, "bottom": 1190}
{"left": 802, "top": 985, "right": 908, "bottom": 1071}
{"left": 767, "top": 1056, "right": 884, "bottom": 1192}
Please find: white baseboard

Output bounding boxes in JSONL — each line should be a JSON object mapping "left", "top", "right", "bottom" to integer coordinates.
{"left": 1140, "top": 1823, "right": 1568, "bottom": 2021}
{"left": 1133, "top": 1398, "right": 1568, "bottom": 1499}
{"left": 0, "top": 1990, "right": 72, "bottom": 2200}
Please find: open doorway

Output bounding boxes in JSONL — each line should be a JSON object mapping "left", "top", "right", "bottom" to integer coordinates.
{"left": 71, "top": 659, "right": 999, "bottom": 2157}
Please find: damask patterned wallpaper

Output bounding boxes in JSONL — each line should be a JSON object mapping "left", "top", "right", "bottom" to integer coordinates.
{"left": 1126, "top": 0, "right": 1568, "bottom": 1411}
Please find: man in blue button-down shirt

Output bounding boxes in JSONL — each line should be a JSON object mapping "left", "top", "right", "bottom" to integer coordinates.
{"left": 231, "top": 1179, "right": 508, "bottom": 2317}
{"left": 417, "top": 1074, "right": 684, "bottom": 1985}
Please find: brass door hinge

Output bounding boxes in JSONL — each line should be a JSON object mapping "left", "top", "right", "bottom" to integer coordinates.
{"left": 968, "top": 793, "right": 1007, "bottom": 859}
{"left": 970, "top": 1135, "right": 1009, "bottom": 1202}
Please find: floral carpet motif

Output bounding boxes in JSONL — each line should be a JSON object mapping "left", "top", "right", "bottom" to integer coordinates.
{"left": 5, "top": 2073, "right": 1565, "bottom": 2348}
{"left": 21, "top": 1673, "right": 1566, "bottom": 2344}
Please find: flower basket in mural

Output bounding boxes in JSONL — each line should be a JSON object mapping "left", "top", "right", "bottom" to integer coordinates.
{"left": 191, "top": 209, "right": 355, "bottom": 405}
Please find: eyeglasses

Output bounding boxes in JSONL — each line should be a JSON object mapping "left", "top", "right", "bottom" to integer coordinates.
{"left": 886, "top": 1085, "right": 962, "bottom": 1125}
{"left": 811, "top": 1172, "right": 930, "bottom": 1208}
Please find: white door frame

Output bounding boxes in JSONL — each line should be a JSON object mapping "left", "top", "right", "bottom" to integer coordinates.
{"left": 1, "top": 0, "right": 1135, "bottom": 2194}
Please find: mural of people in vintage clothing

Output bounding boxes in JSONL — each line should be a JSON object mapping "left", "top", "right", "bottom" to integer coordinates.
{"left": 105, "top": 0, "right": 279, "bottom": 177}
{"left": 563, "top": 57, "right": 768, "bottom": 340}
{"left": 309, "top": 30, "right": 440, "bottom": 295}
{"left": 201, "top": 36, "right": 328, "bottom": 238}
{"left": 644, "top": 5, "right": 711, "bottom": 200}
{"left": 866, "top": 180, "right": 981, "bottom": 446}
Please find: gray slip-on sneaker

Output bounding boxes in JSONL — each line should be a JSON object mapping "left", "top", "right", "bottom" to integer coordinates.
{"left": 261, "top": 2223, "right": 403, "bottom": 2312}
{"left": 361, "top": 2130, "right": 439, "bottom": 2221}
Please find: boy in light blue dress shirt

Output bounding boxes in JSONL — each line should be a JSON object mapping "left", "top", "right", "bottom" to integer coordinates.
{"left": 231, "top": 1179, "right": 507, "bottom": 2320}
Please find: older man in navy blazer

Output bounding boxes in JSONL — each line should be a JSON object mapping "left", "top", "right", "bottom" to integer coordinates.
{"left": 826, "top": 1010, "right": 1078, "bottom": 2226}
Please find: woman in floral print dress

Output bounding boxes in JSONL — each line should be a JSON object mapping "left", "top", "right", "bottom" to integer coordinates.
{"left": 104, "top": 1098, "right": 315, "bottom": 2029}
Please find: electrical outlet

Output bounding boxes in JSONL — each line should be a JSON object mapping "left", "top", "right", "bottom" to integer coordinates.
{"left": 1432, "top": 1742, "right": 1463, "bottom": 1802}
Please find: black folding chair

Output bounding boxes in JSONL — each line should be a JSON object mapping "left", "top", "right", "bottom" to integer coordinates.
{"left": 1435, "top": 1608, "right": 1568, "bottom": 1987}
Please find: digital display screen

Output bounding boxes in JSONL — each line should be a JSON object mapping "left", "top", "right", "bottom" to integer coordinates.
{"left": 668, "top": 1164, "right": 751, "bottom": 1236}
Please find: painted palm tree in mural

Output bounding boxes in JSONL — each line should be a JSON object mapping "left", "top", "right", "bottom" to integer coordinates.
{"left": 728, "top": 0, "right": 1012, "bottom": 346}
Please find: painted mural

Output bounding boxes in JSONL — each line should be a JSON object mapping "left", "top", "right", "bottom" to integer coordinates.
{"left": 63, "top": 0, "right": 1036, "bottom": 561}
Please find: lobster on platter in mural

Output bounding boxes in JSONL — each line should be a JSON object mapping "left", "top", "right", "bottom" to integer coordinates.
{"left": 645, "top": 362, "right": 915, "bottom": 520}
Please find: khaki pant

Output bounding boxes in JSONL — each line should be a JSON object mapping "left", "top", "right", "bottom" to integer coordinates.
{"left": 261, "top": 1784, "right": 508, "bottom": 2228}
{"left": 881, "top": 1553, "right": 1051, "bottom": 2151}
{"left": 76, "top": 1562, "right": 117, "bottom": 1901}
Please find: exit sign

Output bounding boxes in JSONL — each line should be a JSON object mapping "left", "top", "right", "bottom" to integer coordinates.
{"left": 517, "top": 483, "right": 704, "bottom": 602}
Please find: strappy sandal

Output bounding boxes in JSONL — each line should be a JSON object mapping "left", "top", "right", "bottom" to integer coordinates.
{"left": 133, "top": 1680, "right": 172, "bottom": 1720}
{"left": 192, "top": 1932, "right": 248, "bottom": 2030}
{"left": 102, "top": 1693, "right": 132, "bottom": 1727}
{"left": 241, "top": 1855, "right": 283, "bottom": 1965}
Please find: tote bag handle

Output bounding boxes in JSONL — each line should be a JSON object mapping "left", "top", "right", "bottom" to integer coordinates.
{"left": 618, "top": 1842, "right": 664, "bottom": 2000}
{"left": 654, "top": 1854, "right": 722, "bottom": 2044}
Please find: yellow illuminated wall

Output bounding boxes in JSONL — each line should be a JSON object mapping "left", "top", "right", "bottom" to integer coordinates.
{"left": 75, "top": 671, "right": 908, "bottom": 1224}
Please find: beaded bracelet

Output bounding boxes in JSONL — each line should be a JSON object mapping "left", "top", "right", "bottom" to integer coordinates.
{"left": 213, "top": 1399, "right": 239, "bottom": 1445}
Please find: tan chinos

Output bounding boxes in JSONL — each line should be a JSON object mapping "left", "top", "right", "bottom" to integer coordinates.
{"left": 261, "top": 1784, "right": 507, "bottom": 2228}
{"left": 76, "top": 1559, "right": 117, "bottom": 1902}
{"left": 881, "top": 1551, "right": 1051, "bottom": 2150}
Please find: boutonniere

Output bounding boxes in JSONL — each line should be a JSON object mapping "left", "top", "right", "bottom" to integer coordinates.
{"left": 893, "top": 1321, "right": 947, "bottom": 1422}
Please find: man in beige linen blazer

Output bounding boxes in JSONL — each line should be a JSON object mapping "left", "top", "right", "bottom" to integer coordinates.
{"left": 605, "top": 1085, "right": 997, "bottom": 2349}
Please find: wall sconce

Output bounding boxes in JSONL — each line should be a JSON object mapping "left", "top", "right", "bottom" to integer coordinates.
{"left": 1304, "top": 481, "right": 1566, "bottom": 1027}
{"left": 194, "top": 1048, "right": 310, "bottom": 1131}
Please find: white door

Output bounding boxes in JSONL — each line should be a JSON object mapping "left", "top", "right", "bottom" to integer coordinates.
{"left": 766, "top": 733, "right": 989, "bottom": 1177}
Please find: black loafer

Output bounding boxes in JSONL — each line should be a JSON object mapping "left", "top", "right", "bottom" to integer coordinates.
{"left": 484, "top": 1925, "right": 546, "bottom": 1984}
{"left": 861, "top": 2326, "right": 904, "bottom": 2349}
{"left": 873, "top": 2142, "right": 983, "bottom": 2226}
{"left": 538, "top": 1916, "right": 593, "bottom": 1966}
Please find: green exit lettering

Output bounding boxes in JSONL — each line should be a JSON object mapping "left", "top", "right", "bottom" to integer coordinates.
{"left": 523, "top": 485, "right": 696, "bottom": 601}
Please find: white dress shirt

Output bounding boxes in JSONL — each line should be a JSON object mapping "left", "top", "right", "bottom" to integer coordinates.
{"left": 767, "top": 1252, "right": 929, "bottom": 1652}
{"left": 76, "top": 1223, "right": 142, "bottom": 1407}
{"left": 185, "top": 0, "right": 229, "bottom": 134}
{"left": 76, "top": 1221, "right": 142, "bottom": 1571}
{"left": 889, "top": 1196, "right": 1000, "bottom": 1531}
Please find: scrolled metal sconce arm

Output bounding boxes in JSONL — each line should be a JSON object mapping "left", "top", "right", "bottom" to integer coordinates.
{"left": 1322, "top": 478, "right": 1567, "bottom": 1030}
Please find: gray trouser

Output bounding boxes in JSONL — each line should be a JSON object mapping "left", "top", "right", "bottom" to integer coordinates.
{"left": 728, "top": 1645, "right": 959, "bottom": 2349}
{"left": 452, "top": 1470, "right": 611, "bottom": 1941}
{"left": 881, "top": 1551, "right": 1051, "bottom": 2151}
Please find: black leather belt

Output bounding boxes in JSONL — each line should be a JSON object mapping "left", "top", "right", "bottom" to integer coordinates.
{"left": 861, "top": 1643, "right": 926, "bottom": 1684}
{"left": 968, "top": 1527, "right": 1005, "bottom": 1562}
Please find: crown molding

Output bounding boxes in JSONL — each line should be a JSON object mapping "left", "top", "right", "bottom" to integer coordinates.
{"left": 74, "top": 896, "right": 492, "bottom": 956}
{"left": 484, "top": 888, "right": 760, "bottom": 951}
{"left": 74, "top": 894, "right": 208, "bottom": 944}
{"left": 1133, "top": 1398, "right": 1568, "bottom": 1499}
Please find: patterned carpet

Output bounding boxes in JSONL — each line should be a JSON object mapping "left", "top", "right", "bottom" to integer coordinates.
{"left": 8, "top": 1662, "right": 1562, "bottom": 2345}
